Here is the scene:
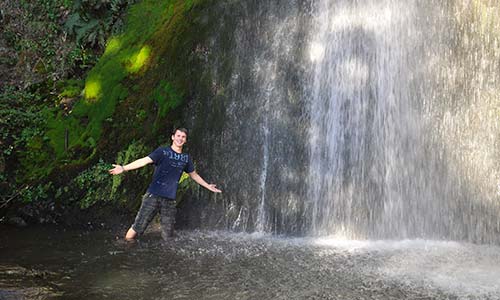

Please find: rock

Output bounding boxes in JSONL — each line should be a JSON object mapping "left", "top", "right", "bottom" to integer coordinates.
{"left": 8, "top": 216, "right": 27, "bottom": 227}
{"left": 0, "top": 289, "right": 24, "bottom": 300}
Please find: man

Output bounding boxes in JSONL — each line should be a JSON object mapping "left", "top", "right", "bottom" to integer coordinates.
{"left": 109, "top": 127, "right": 222, "bottom": 240}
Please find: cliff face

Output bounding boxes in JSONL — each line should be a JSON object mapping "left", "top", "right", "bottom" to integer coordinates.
{"left": 176, "top": 0, "right": 500, "bottom": 245}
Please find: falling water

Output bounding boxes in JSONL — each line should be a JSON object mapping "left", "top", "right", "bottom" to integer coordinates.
{"left": 185, "top": 0, "right": 311, "bottom": 234}
{"left": 185, "top": 0, "right": 500, "bottom": 244}
{"left": 256, "top": 87, "right": 270, "bottom": 232}
{"left": 306, "top": 0, "right": 500, "bottom": 242}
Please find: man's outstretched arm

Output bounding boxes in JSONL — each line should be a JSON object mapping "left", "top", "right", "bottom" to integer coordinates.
{"left": 188, "top": 171, "right": 222, "bottom": 193}
{"left": 109, "top": 156, "right": 153, "bottom": 175}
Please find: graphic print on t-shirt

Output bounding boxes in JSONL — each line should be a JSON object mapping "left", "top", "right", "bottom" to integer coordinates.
{"left": 164, "top": 149, "right": 189, "bottom": 169}
{"left": 146, "top": 146, "right": 194, "bottom": 199}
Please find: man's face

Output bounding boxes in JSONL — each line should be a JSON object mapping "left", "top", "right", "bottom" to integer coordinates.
{"left": 171, "top": 130, "right": 187, "bottom": 147}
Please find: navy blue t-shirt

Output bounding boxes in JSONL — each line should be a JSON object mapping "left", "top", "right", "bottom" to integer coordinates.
{"left": 146, "top": 146, "right": 195, "bottom": 199}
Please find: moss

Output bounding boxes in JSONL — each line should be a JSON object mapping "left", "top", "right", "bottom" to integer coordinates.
{"left": 46, "top": 110, "right": 85, "bottom": 158}
{"left": 184, "top": 0, "right": 195, "bottom": 11}
{"left": 20, "top": 136, "right": 55, "bottom": 182}
{"left": 58, "top": 79, "right": 84, "bottom": 98}
{"left": 14, "top": 0, "right": 215, "bottom": 217}
{"left": 45, "top": 0, "right": 191, "bottom": 162}
{"left": 153, "top": 80, "right": 183, "bottom": 118}
{"left": 126, "top": 45, "right": 152, "bottom": 74}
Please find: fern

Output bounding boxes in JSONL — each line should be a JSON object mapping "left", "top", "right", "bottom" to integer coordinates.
{"left": 64, "top": 13, "right": 86, "bottom": 34}
{"left": 75, "top": 19, "right": 100, "bottom": 44}
{"left": 63, "top": 0, "right": 138, "bottom": 49}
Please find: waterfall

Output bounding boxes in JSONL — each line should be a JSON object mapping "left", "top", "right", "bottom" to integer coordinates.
{"left": 305, "top": 0, "right": 500, "bottom": 242}
{"left": 308, "top": 0, "right": 500, "bottom": 242}
{"left": 307, "top": 0, "right": 431, "bottom": 238}
{"left": 185, "top": 0, "right": 500, "bottom": 244}
{"left": 255, "top": 77, "right": 270, "bottom": 233}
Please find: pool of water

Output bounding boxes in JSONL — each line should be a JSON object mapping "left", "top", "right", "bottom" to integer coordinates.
{"left": 1, "top": 225, "right": 499, "bottom": 299}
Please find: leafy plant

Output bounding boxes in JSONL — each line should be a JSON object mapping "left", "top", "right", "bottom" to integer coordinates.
{"left": 0, "top": 87, "right": 47, "bottom": 161}
{"left": 111, "top": 141, "right": 149, "bottom": 197}
{"left": 57, "top": 141, "right": 150, "bottom": 209}
{"left": 2, "top": 0, "right": 74, "bottom": 83}
{"left": 20, "top": 183, "right": 52, "bottom": 204}
{"left": 72, "top": 159, "right": 114, "bottom": 209}
{"left": 64, "top": 0, "right": 138, "bottom": 49}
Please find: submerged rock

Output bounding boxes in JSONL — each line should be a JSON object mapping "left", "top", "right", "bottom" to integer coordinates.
{"left": 7, "top": 217, "right": 27, "bottom": 227}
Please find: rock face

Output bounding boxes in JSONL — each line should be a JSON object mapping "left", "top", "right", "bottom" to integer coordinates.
{"left": 178, "top": 0, "right": 500, "bottom": 244}
{"left": 176, "top": 0, "right": 313, "bottom": 235}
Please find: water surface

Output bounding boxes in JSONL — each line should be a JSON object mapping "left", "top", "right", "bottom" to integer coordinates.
{"left": 1, "top": 225, "right": 499, "bottom": 299}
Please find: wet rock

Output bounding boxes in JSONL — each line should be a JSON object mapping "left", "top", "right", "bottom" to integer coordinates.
{"left": 0, "top": 289, "right": 24, "bottom": 300}
{"left": 7, "top": 216, "right": 27, "bottom": 227}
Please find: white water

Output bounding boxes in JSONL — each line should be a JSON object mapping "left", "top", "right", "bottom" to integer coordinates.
{"left": 187, "top": 231, "right": 500, "bottom": 299}
{"left": 313, "top": 237, "right": 500, "bottom": 298}
{"left": 306, "top": 0, "right": 500, "bottom": 242}
{"left": 187, "top": 0, "right": 500, "bottom": 244}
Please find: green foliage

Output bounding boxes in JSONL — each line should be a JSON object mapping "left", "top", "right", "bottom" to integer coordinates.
{"left": 112, "top": 141, "right": 149, "bottom": 197}
{"left": 20, "top": 183, "right": 52, "bottom": 204}
{"left": 66, "top": 45, "right": 99, "bottom": 72}
{"left": 0, "top": 87, "right": 47, "bottom": 162}
{"left": 45, "top": 111, "right": 83, "bottom": 161}
{"left": 58, "top": 79, "right": 85, "bottom": 98}
{"left": 72, "top": 159, "right": 114, "bottom": 209}
{"left": 135, "top": 109, "right": 147, "bottom": 121}
{"left": 46, "top": 0, "right": 188, "bottom": 160}
{"left": 4, "top": 0, "right": 208, "bottom": 223}
{"left": 19, "top": 129, "right": 54, "bottom": 181}
{"left": 64, "top": 0, "right": 139, "bottom": 50}
{"left": 50, "top": 141, "right": 151, "bottom": 209}
{"left": 184, "top": 0, "right": 195, "bottom": 11}
{"left": 61, "top": 140, "right": 152, "bottom": 209}
{"left": 3, "top": 0, "right": 73, "bottom": 82}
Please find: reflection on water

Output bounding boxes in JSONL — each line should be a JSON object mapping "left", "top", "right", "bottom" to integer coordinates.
{"left": 1, "top": 225, "right": 499, "bottom": 299}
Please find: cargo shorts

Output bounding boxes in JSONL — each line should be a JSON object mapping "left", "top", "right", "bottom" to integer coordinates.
{"left": 131, "top": 192, "right": 177, "bottom": 240}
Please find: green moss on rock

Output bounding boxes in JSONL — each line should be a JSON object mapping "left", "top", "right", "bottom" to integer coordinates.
{"left": 11, "top": 0, "right": 215, "bottom": 223}
{"left": 39, "top": 0, "right": 202, "bottom": 172}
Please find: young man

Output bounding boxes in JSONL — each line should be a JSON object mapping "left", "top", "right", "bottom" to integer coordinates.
{"left": 109, "top": 127, "right": 222, "bottom": 240}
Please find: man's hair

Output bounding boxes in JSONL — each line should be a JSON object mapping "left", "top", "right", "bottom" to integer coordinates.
{"left": 172, "top": 127, "right": 188, "bottom": 137}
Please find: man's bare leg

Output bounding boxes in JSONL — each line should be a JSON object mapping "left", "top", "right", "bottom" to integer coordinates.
{"left": 125, "top": 227, "right": 137, "bottom": 240}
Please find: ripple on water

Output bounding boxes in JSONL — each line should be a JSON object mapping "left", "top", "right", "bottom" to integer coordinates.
{"left": 1, "top": 227, "right": 500, "bottom": 299}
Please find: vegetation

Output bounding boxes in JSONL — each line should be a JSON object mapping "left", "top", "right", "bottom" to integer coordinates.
{"left": 1, "top": 0, "right": 209, "bottom": 226}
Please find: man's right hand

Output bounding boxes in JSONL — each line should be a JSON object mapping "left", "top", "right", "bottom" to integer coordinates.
{"left": 109, "top": 164, "right": 125, "bottom": 175}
